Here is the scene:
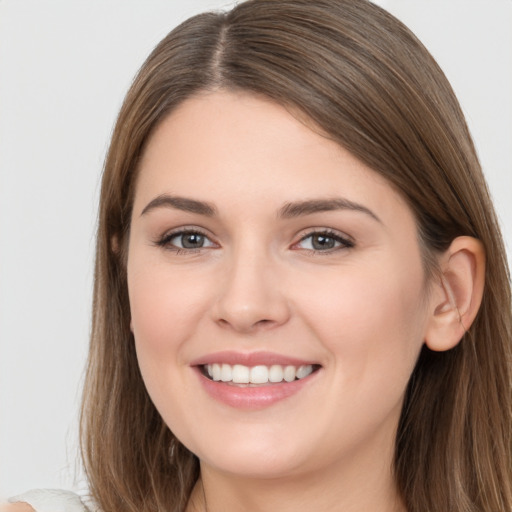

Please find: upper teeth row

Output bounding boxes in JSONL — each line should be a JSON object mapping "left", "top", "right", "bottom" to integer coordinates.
{"left": 206, "top": 363, "right": 314, "bottom": 384}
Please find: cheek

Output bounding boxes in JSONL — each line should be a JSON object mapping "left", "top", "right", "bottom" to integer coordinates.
{"left": 296, "top": 261, "right": 428, "bottom": 456}
{"left": 127, "top": 260, "right": 216, "bottom": 426}
{"left": 300, "top": 255, "right": 428, "bottom": 387}
{"left": 127, "top": 257, "right": 214, "bottom": 365}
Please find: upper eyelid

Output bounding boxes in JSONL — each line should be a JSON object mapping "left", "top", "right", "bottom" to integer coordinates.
{"left": 155, "top": 226, "right": 217, "bottom": 248}
{"left": 154, "top": 226, "right": 354, "bottom": 248}
{"left": 160, "top": 226, "right": 212, "bottom": 239}
{"left": 296, "top": 227, "right": 354, "bottom": 243}
{"left": 291, "top": 230, "right": 355, "bottom": 253}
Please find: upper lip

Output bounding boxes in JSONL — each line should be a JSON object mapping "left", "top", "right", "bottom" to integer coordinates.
{"left": 189, "top": 351, "right": 319, "bottom": 367}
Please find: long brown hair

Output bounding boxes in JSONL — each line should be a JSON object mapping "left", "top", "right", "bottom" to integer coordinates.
{"left": 80, "top": 1, "right": 512, "bottom": 510}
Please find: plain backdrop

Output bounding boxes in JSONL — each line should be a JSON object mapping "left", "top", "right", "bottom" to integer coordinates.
{"left": 1, "top": 0, "right": 511, "bottom": 500}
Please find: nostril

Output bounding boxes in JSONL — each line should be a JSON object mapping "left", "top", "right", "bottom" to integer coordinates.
{"left": 216, "top": 316, "right": 278, "bottom": 333}
{"left": 212, "top": 285, "right": 291, "bottom": 332}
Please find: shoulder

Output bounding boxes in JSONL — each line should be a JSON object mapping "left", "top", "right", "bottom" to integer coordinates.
{"left": 0, "top": 504, "right": 35, "bottom": 512}
{"left": 4, "top": 489, "right": 91, "bottom": 512}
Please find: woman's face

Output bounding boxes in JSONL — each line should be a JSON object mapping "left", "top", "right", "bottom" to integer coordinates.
{"left": 127, "top": 91, "right": 433, "bottom": 479}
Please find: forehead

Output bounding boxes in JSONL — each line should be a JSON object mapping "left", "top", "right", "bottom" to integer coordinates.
{"left": 134, "top": 90, "right": 410, "bottom": 222}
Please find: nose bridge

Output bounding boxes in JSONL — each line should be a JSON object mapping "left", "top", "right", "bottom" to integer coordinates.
{"left": 213, "top": 237, "right": 290, "bottom": 332}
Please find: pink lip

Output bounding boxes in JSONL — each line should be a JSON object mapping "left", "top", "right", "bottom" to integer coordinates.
{"left": 196, "top": 371, "right": 317, "bottom": 409}
{"left": 190, "top": 350, "right": 317, "bottom": 367}
{"left": 190, "top": 351, "right": 321, "bottom": 410}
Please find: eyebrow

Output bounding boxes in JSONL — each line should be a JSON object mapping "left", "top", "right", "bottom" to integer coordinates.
{"left": 140, "top": 194, "right": 380, "bottom": 223}
{"left": 278, "top": 198, "right": 381, "bottom": 222}
{"left": 140, "top": 194, "right": 217, "bottom": 217}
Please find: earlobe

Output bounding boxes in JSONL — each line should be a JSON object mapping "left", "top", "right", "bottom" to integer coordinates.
{"left": 425, "top": 236, "right": 485, "bottom": 352}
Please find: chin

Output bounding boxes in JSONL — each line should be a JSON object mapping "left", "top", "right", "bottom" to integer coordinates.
{"left": 180, "top": 425, "right": 313, "bottom": 479}
{"left": 198, "top": 450, "right": 308, "bottom": 480}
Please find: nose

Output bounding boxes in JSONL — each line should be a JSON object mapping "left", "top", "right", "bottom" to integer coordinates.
{"left": 212, "top": 247, "right": 291, "bottom": 334}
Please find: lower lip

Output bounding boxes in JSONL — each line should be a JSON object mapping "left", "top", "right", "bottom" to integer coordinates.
{"left": 194, "top": 368, "right": 318, "bottom": 409}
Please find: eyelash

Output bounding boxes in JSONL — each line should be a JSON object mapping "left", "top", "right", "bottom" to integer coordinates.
{"left": 294, "top": 229, "right": 354, "bottom": 254}
{"left": 154, "top": 228, "right": 215, "bottom": 254}
{"left": 154, "top": 228, "right": 354, "bottom": 254}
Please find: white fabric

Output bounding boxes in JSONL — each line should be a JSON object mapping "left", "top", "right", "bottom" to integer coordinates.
{"left": 8, "top": 489, "right": 89, "bottom": 512}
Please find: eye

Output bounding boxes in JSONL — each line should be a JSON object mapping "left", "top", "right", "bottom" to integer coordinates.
{"left": 156, "top": 229, "right": 216, "bottom": 251}
{"left": 294, "top": 230, "right": 354, "bottom": 252}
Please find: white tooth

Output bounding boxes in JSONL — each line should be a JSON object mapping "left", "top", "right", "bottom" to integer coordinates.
{"left": 296, "top": 364, "right": 313, "bottom": 379}
{"left": 250, "top": 365, "right": 269, "bottom": 384}
{"left": 221, "top": 363, "right": 232, "bottom": 382}
{"left": 207, "top": 364, "right": 213, "bottom": 378}
{"left": 212, "top": 363, "right": 222, "bottom": 381}
{"left": 269, "top": 365, "right": 284, "bottom": 382}
{"left": 232, "top": 364, "right": 250, "bottom": 384}
{"left": 284, "top": 365, "right": 296, "bottom": 382}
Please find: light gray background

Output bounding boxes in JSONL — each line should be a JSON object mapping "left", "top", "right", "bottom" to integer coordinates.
{"left": 1, "top": 0, "right": 511, "bottom": 499}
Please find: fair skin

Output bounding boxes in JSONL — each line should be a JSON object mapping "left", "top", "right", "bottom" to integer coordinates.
{"left": 128, "top": 91, "right": 484, "bottom": 512}
{"left": 2, "top": 91, "right": 484, "bottom": 512}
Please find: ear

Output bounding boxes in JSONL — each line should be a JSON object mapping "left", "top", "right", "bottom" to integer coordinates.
{"left": 424, "top": 236, "right": 485, "bottom": 352}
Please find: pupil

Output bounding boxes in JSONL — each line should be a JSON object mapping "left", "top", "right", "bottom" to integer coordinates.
{"left": 182, "top": 233, "right": 204, "bottom": 248}
{"left": 312, "top": 234, "right": 335, "bottom": 250}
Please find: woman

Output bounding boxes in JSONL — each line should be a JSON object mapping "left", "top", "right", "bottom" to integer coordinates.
{"left": 6, "top": 0, "right": 511, "bottom": 511}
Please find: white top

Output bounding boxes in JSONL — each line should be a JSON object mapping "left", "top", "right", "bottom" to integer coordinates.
{"left": 8, "top": 489, "right": 91, "bottom": 512}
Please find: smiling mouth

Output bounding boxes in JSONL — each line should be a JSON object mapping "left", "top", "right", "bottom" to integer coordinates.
{"left": 201, "top": 363, "right": 321, "bottom": 386}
